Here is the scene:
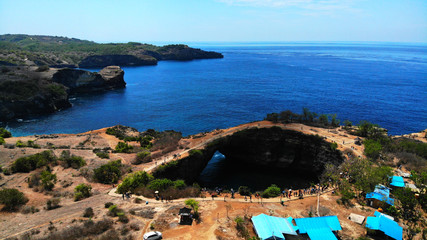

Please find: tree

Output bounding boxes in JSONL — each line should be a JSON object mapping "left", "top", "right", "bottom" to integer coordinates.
{"left": 184, "top": 199, "right": 199, "bottom": 214}
{"left": 0, "top": 188, "right": 28, "bottom": 210}
{"left": 114, "top": 142, "right": 133, "bottom": 153}
{"left": 279, "top": 110, "right": 293, "bottom": 123}
{"left": 117, "top": 171, "right": 153, "bottom": 194}
{"left": 394, "top": 188, "right": 418, "bottom": 221}
{"left": 331, "top": 114, "right": 340, "bottom": 127}
{"left": 343, "top": 120, "right": 352, "bottom": 128}
{"left": 265, "top": 113, "right": 279, "bottom": 123}
{"left": 74, "top": 184, "right": 92, "bottom": 201}
{"left": 238, "top": 186, "right": 251, "bottom": 196}
{"left": 0, "top": 127, "right": 12, "bottom": 138}
{"left": 262, "top": 184, "right": 281, "bottom": 198}
{"left": 364, "top": 139, "right": 382, "bottom": 159}
{"left": 319, "top": 114, "right": 329, "bottom": 126}
{"left": 134, "top": 151, "right": 151, "bottom": 164}
{"left": 41, "top": 170, "right": 57, "bottom": 191}
{"left": 93, "top": 160, "right": 122, "bottom": 184}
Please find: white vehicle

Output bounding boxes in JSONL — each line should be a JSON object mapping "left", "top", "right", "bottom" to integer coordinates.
{"left": 143, "top": 231, "right": 162, "bottom": 240}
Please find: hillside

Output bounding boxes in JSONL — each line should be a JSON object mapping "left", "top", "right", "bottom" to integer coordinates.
{"left": 0, "top": 122, "right": 426, "bottom": 239}
{"left": 0, "top": 34, "right": 223, "bottom": 68}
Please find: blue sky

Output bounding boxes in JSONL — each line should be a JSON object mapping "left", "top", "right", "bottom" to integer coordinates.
{"left": 0, "top": 0, "right": 426, "bottom": 43}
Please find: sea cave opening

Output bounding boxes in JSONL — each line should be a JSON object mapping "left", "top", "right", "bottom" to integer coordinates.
{"left": 196, "top": 151, "right": 319, "bottom": 191}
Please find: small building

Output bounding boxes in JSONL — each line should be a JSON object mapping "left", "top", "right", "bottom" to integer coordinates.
{"left": 390, "top": 176, "right": 405, "bottom": 188}
{"left": 366, "top": 211, "right": 402, "bottom": 240}
{"left": 251, "top": 214, "right": 298, "bottom": 240}
{"left": 294, "top": 216, "right": 342, "bottom": 240}
{"left": 179, "top": 207, "right": 192, "bottom": 225}
{"left": 348, "top": 213, "right": 365, "bottom": 225}
{"left": 366, "top": 185, "right": 394, "bottom": 208}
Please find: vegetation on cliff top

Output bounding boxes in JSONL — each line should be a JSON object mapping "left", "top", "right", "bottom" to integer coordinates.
{"left": 0, "top": 34, "right": 223, "bottom": 67}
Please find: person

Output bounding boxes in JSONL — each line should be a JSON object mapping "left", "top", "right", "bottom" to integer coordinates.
{"left": 122, "top": 193, "right": 125, "bottom": 200}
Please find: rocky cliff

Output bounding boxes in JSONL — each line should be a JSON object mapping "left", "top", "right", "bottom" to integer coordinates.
{"left": 0, "top": 66, "right": 125, "bottom": 121}
{"left": 79, "top": 55, "right": 157, "bottom": 68}
{"left": 52, "top": 66, "right": 125, "bottom": 93}
{"left": 153, "top": 127, "right": 344, "bottom": 182}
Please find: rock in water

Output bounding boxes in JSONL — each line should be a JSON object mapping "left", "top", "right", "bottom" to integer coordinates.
{"left": 99, "top": 66, "right": 126, "bottom": 89}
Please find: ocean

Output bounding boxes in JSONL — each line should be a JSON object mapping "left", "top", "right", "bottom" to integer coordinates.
{"left": 5, "top": 42, "right": 427, "bottom": 137}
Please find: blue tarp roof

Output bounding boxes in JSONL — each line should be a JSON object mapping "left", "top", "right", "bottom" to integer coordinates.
{"left": 374, "top": 184, "right": 390, "bottom": 197}
{"left": 307, "top": 228, "right": 339, "bottom": 240}
{"left": 366, "top": 211, "right": 403, "bottom": 240}
{"left": 294, "top": 216, "right": 341, "bottom": 240}
{"left": 252, "top": 214, "right": 298, "bottom": 240}
{"left": 390, "top": 176, "right": 405, "bottom": 187}
{"left": 366, "top": 184, "right": 395, "bottom": 205}
{"left": 366, "top": 192, "right": 395, "bottom": 205}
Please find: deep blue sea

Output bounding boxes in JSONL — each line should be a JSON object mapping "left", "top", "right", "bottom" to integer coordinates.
{"left": 5, "top": 42, "right": 427, "bottom": 137}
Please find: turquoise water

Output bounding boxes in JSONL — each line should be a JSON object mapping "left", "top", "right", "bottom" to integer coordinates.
{"left": 5, "top": 42, "right": 427, "bottom": 136}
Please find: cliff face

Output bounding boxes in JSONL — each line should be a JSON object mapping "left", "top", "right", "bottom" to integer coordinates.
{"left": 0, "top": 66, "right": 125, "bottom": 121}
{"left": 153, "top": 127, "right": 344, "bottom": 183}
{"left": 52, "top": 66, "right": 125, "bottom": 93}
{"left": 0, "top": 79, "right": 70, "bottom": 121}
{"left": 149, "top": 45, "right": 224, "bottom": 61}
{"left": 79, "top": 55, "right": 157, "bottom": 68}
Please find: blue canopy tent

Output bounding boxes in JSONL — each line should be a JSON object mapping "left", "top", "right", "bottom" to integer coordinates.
{"left": 366, "top": 211, "right": 402, "bottom": 240}
{"left": 294, "top": 216, "right": 342, "bottom": 240}
{"left": 390, "top": 176, "right": 405, "bottom": 188}
{"left": 252, "top": 214, "right": 298, "bottom": 240}
{"left": 366, "top": 185, "right": 395, "bottom": 207}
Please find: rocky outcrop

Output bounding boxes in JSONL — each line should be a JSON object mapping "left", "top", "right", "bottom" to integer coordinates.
{"left": 52, "top": 66, "right": 125, "bottom": 93}
{"left": 148, "top": 45, "right": 224, "bottom": 61}
{"left": 153, "top": 127, "right": 344, "bottom": 183}
{"left": 99, "top": 66, "right": 126, "bottom": 89}
{"left": 0, "top": 66, "right": 125, "bottom": 121}
{"left": 0, "top": 79, "right": 70, "bottom": 121}
{"left": 79, "top": 55, "right": 157, "bottom": 68}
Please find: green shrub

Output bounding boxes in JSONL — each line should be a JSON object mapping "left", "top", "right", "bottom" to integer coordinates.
{"left": 118, "top": 214, "right": 129, "bottom": 223}
{"left": 93, "top": 160, "right": 122, "bottom": 184}
{"left": 46, "top": 198, "right": 61, "bottom": 210}
{"left": 184, "top": 199, "right": 199, "bottom": 213}
{"left": 134, "top": 151, "right": 151, "bottom": 164}
{"left": 96, "top": 151, "right": 109, "bottom": 159}
{"left": 0, "top": 137, "right": 4, "bottom": 145}
{"left": 189, "top": 149, "right": 203, "bottom": 156}
{"left": 148, "top": 178, "right": 174, "bottom": 191}
{"left": 262, "top": 184, "right": 281, "bottom": 198}
{"left": 0, "top": 128, "right": 12, "bottom": 138}
{"left": 173, "top": 179, "right": 186, "bottom": 189}
{"left": 83, "top": 207, "right": 94, "bottom": 218}
{"left": 364, "top": 139, "right": 382, "bottom": 159}
{"left": 26, "top": 140, "right": 40, "bottom": 148}
{"left": 59, "top": 150, "right": 86, "bottom": 169}
{"left": 41, "top": 170, "right": 57, "bottom": 191}
{"left": 108, "top": 204, "right": 124, "bottom": 217}
{"left": 16, "top": 140, "right": 26, "bottom": 148}
{"left": 238, "top": 186, "right": 251, "bottom": 196}
{"left": 104, "top": 202, "right": 114, "bottom": 208}
{"left": 140, "top": 136, "right": 153, "bottom": 148}
{"left": 330, "top": 142, "right": 338, "bottom": 150}
{"left": 114, "top": 142, "right": 133, "bottom": 153}
{"left": 0, "top": 188, "right": 28, "bottom": 210}
{"left": 117, "top": 171, "right": 153, "bottom": 194}
{"left": 74, "top": 184, "right": 92, "bottom": 201}
{"left": 11, "top": 150, "right": 56, "bottom": 173}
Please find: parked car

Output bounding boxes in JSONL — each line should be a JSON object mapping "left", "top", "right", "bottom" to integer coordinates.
{"left": 143, "top": 231, "right": 162, "bottom": 240}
